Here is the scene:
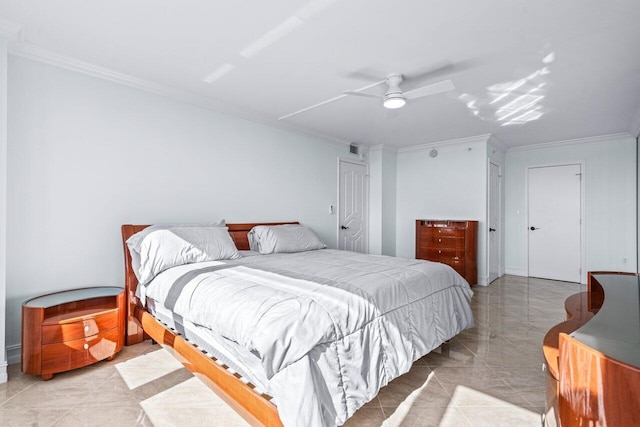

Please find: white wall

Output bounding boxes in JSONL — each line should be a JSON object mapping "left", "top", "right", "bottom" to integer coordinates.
{"left": 504, "top": 137, "right": 637, "bottom": 280}
{"left": 368, "top": 148, "right": 382, "bottom": 254}
{"left": 369, "top": 146, "right": 397, "bottom": 256}
{"left": 381, "top": 148, "right": 397, "bottom": 256}
{"left": 5, "top": 57, "right": 354, "bottom": 360}
{"left": 395, "top": 139, "right": 488, "bottom": 284}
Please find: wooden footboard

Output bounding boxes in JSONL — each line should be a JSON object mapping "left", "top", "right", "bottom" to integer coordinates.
{"left": 135, "top": 306, "right": 282, "bottom": 427}
{"left": 121, "top": 222, "right": 296, "bottom": 427}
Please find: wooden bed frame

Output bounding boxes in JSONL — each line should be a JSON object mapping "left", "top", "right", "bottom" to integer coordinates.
{"left": 121, "top": 222, "right": 298, "bottom": 427}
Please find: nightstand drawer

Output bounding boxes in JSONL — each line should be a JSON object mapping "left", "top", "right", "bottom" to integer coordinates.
{"left": 41, "top": 327, "right": 120, "bottom": 375}
{"left": 42, "top": 309, "right": 119, "bottom": 344}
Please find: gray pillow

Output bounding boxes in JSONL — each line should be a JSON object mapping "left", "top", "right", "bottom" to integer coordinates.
{"left": 249, "top": 224, "right": 326, "bottom": 254}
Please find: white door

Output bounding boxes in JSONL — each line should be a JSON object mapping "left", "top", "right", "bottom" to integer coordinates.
{"left": 488, "top": 162, "right": 500, "bottom": 283}
{"left": 528, "top": 164, "right": 582, "bottom": 282}
{"left": 338, "top": 159, "right": 369, "bottom": 253}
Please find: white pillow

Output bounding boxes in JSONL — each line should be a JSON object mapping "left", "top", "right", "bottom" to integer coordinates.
{"left": 248, "top": 224, "right": 326, "bottom": 254}
{"left": 127, "top": 222, "right": 240, "bottom": 284}
{"left": 127, "top": 220, "right": 226, "bottom": 279}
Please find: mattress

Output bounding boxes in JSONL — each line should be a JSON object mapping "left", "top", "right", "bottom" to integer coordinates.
{"left": 140, "top": 249, "right": 474, "bottom": 427}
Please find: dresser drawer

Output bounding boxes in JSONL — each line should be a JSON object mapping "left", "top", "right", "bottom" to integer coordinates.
{"left": 418, "top": 251, "right": 465, "bottom": 273}
{"left": 420, "top": 226, "right": 465, "bottom": 238}
{"left": 42, "top": 309, "right": 119, "bottom": 344}
{"left": 41, "top": 327, "right": 120, "bottom": 375}
{"left": 419, "top": 234, "right": 463, "bottom": 248}
{"left": 433, "top": 257, "right": 465, "bottom": 276}
{"left": 420, "top": 248, "right": 457, "bottom": 259}
{"left": 447, "top": 259, "right": 466, "bottom": 277}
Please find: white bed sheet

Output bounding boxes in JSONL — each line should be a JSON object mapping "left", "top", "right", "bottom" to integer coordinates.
{"left": 140, "top": 249, "right": 474, "bottom": 427}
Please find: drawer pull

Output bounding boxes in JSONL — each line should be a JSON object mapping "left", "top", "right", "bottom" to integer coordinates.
{"left": 83, "top": 343, "right": 89, "bottom": 350}
{"left": 438, "top": 238, "right": 441, "bottom": 242}
{"left": 438, "top": 250, "right": 442, "bottom": 254}
{"left": 84, "top": 325, "right": 90, "bottom": 332}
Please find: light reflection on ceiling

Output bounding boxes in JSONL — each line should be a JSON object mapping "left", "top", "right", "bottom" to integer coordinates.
{"left": 459, "top": 52, "right": 554, "bottom": 127}
{"left": 202, "top": 0, "right": 340, "bottom": 84}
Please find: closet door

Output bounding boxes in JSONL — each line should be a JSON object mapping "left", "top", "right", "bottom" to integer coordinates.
{"left": 528, "top": 164, "right": 582, "bottom": 283}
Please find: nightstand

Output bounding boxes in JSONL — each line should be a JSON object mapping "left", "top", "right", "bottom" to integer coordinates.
{"left": 22, "top": 286, "right": 125, "bottom": 380}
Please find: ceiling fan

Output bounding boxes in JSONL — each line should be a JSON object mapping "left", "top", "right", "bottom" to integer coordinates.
{"left": 344, "top": 73, "right": 455, "bottom": 110}
{"left": 278, "top": 71, "right": 456, "bottom": 120}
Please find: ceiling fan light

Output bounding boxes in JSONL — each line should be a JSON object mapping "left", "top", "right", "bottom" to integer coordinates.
{"left": 384, "top": 96, "right": 406, "bottom": 109}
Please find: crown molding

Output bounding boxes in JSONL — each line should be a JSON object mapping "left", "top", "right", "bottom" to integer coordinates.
{"left": 368, "top": 144, "right": 398, "bottom": 153}
{"left": 9, "top": 40, "right": 352, "bottom": 147}
{"left": 507, "top": 132, "right": 633, "bottom": 153}
{"left": 0, "top": 20, "right": 22, "bottom": 36}
{"left": 487, "top": 135, "right": 508, "bottom": 153}
{"left": 12, "top": 42, "right": 195, "bottom": 97}
{"left": 397, "top": 134, "right": 492, "bottom": 153}
{"left": 0, "top": 17, "right": 24, "bottom": 42}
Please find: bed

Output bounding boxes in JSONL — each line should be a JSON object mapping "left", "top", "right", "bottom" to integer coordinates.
{"left": 121, "top": 222, "right": 474, "bottom": 427}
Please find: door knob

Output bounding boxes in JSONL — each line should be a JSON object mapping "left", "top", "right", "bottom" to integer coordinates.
{"left": 489, "top": 228, "right": 496, "bottom": 232}
{"left": 341, "top": 225, "right": 349, "bottom": 230}
{"left": 530, "top": 226, "right": 539, "bottom": 231}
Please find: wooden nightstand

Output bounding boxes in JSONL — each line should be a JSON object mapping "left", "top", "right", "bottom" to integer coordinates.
{"left": 22, "top": 286, "right": 125, "bottom": 380}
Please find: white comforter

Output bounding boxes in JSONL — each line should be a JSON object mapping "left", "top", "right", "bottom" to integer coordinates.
{"left": 142, "top": 249, "right": 474, "bottom": 427}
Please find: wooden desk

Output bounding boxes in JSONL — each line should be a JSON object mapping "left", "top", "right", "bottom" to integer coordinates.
{"left": 543, "top": 273, "right": 640, "bottom": 426}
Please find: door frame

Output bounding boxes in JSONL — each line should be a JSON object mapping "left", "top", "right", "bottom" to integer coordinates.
{"left": 486, "top": 159, "right": 502, "bottom": 284}
{"left": 337, "top": 157, "right": 369, "bottom": 252}
{"left": 524, "top": 161, "right": 586, "bottom": 283}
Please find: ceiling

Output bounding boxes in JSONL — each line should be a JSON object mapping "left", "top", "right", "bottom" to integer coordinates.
{"left": 1, "top": 0, "right": 640, "bottom": 150}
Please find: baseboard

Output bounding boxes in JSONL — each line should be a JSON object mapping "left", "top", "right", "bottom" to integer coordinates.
{"left": 6, "top": 343, "right": 20, "bottom": 366}
{"left": 505, "top": 267, "right": 527, "bottom": 277}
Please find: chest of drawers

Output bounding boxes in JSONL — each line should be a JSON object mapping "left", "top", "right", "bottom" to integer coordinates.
{"left": 415, "top": 220, "right": 478, "bottom": 285}
{"left": 22, "top": 286, "right": 125, "bottom": 380}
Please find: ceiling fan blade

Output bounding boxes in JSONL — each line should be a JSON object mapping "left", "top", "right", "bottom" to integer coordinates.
{"left": 344, "top": 68, "right": 385, "bottom": 82}
{"left": 404, "top": 79, "right": 455, "bottom": 100}
{"left": 278, "top": 93, "right": 347, "bottom": 120}
{"left": 343, "top": 91, "right": 382, "bottom": 99}
{"left": 279, "top": 78, "right": 385, "bottom": 120}
{"left": 405, "top": 62, "right": 455, "bottom": 81}
{"left": 404, "top": 59, "right": 480, "bottom": 83}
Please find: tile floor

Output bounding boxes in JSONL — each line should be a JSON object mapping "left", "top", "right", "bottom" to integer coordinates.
{"left": 0, "top": 275, "right": 581, "bottom": 426}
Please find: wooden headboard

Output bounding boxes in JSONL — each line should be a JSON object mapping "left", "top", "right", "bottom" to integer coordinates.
{"left": 120, "top": 222, "right": 298, "bottom": 344}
